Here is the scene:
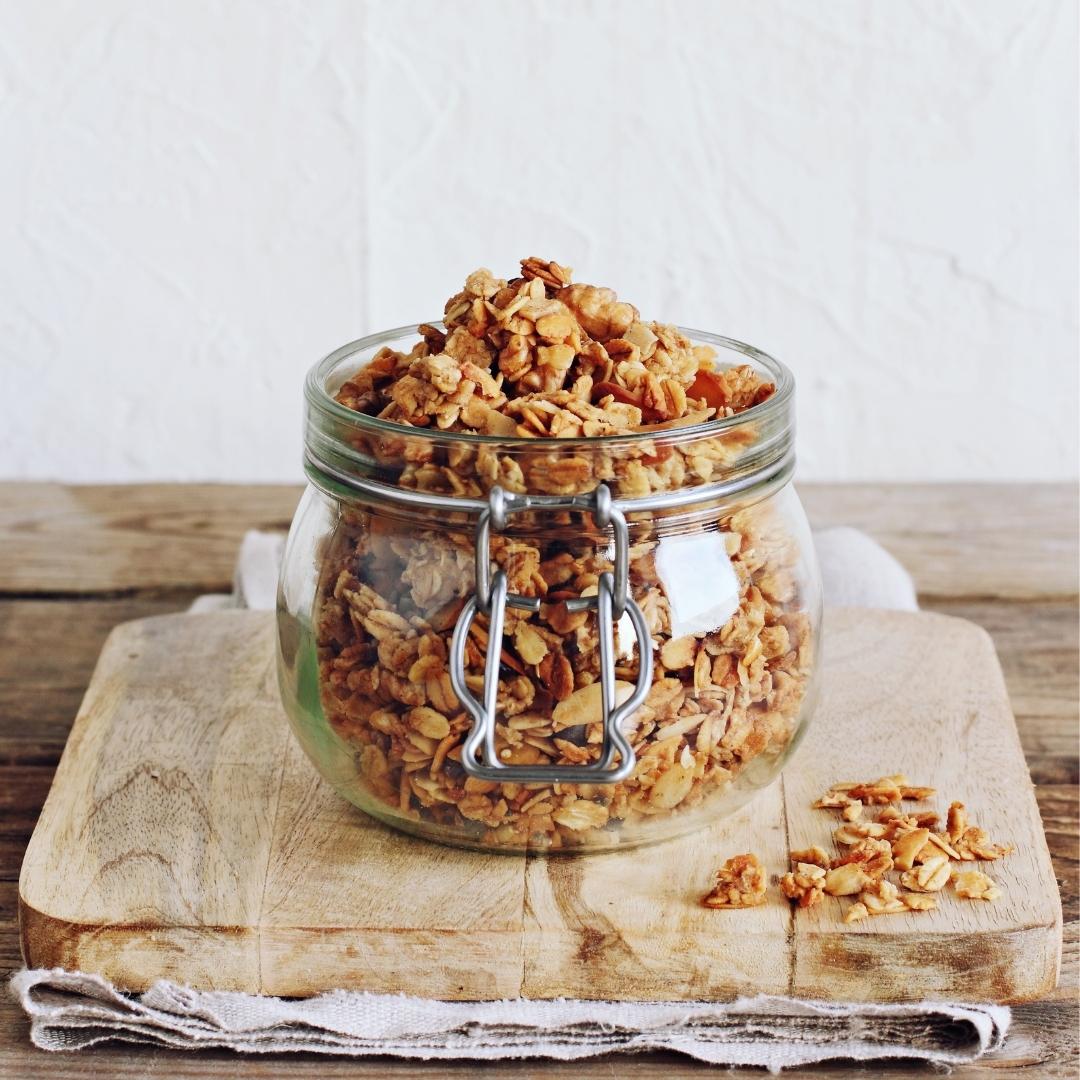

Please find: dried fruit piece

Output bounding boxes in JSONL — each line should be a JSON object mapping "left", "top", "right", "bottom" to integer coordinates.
{"left": 702, "top": 853, "right": 768, "bottom": 909}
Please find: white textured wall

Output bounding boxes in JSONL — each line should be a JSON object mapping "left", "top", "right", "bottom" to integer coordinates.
{"left": 1, "top": 0, "right": 1076, "bottom": 482}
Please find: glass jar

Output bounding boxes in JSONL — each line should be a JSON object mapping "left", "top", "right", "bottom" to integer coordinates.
{"left": 277, "top": 325, "right": 822, "bottom": 853}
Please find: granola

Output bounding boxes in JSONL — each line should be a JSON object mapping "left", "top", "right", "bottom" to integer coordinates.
{"left": 702, "top": 853, "right": 768, "bottom": 908}
{"left": 953, "top": 868, "right": 1003, "bottom": 901}
{"left": 803, "top": 777, "right": 1013, "bottom": 925}
{"left": 311, "top": 259, "right": 813, "bottom": 849}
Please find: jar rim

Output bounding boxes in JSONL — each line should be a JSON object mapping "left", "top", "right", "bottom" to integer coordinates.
{"left": 305, "top": 322, "right": 794, "bottom": 450}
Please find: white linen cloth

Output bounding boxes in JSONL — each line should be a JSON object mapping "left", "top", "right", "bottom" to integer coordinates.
{"left": 11, "top": 970, "right": 1009, "bottom": 1070}
{"left": 14, "top": 527, "right": 1007, "bottom": 1071}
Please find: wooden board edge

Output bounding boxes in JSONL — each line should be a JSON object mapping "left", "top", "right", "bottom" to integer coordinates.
{"left": 793, "top": 921, "right": 1062, "bottom": 1005}
{"left": 257, "top": 927, "right": 526, "bottom": 999}
{"left": 18, "top": 895, "right": 261, "bottom": 992}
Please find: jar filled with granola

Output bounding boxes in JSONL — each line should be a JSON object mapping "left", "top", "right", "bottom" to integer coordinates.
{"left": 277, "top": 259, "right": 822, "bottom": 852}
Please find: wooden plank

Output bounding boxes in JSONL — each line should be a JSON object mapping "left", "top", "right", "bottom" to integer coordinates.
{"left": 800, "top": 481, "right": 1078, "bottom": 601}
{"left": 0, "top": 482, "right": 1075, "bottom": 601}
{"left": 0, "top": 598, "right": 186, "bottom": 764}
{"left": 925, "top": 599, "right": 1079, "bottom": 783}
{"left": 257, "top": 734, "right": 527, "bottom": 999}
{"left": 19, "top": 609, "right": 1061, "bottom": 1003}
{"left": 0, "top": 482, "right": 300, "bottom": 595}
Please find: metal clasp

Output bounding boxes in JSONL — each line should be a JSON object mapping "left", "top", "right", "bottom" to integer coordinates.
{"left": 448, "top": 484, "right": 653, "bottom": 784}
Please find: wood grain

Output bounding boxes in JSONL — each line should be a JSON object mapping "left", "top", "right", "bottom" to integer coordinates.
{"left": 0, "top": 483, "right": 300, "bottom": 595}
{"left": 19, "top": 608, "right": 1061, "bottom": 1003}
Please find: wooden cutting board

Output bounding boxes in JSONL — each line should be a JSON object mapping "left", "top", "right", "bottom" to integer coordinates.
{"left": 19, "top": 609, "right": 1061, "bottom": 1003}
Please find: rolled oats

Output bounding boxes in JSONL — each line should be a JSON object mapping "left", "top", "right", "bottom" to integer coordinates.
{"left": 899, "top": 855, "right": 952, "bottom": 893}
{"left": 953, "top": 868, "right": 1003, "bottom": 901}
{"left": 946, "top": 801, "right": 1014, "bottom": 861}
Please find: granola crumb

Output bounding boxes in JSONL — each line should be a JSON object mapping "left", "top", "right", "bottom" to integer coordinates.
{"left": 814, "top": 775, "right": 935, "bottom": 809}
{"left": 702, "top": 854, "right": 769, "bottom": 909}
{"left": 781, "top": 862, "right": 827, "bottom": 908}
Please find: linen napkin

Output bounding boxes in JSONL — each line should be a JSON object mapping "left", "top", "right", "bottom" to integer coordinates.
{"left": 15, "top": 527, "right": 1008, "bottom": 1071}
{"left": 12, "top": 969, "right": 1009, "bottom": 1070}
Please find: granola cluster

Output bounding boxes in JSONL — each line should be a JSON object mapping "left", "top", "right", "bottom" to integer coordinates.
{"left": 332, "top": 257, "right": 777, "bottom": 499}
{"left": 702, "top": 778, "right": 1011, "bottom": 916}
{"left": 313, "top": 259, "right": 812, "bottom": 849}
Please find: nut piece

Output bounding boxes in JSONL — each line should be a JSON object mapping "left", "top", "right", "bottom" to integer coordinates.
{"left": 556, "top": 283, "right": 638, "bottom": 342}
{"left": 781, "top": 862, "right": 827, "bottom": 908}
{"left": 834, "top": 837, "right": 893, "bottom": 878}
{"left": 514, "top": 621, "right": 549, "bottom": 666}
{"left": 552, "top": 799, "right": 609, "bottom": 832}
{"left": 859, "top": 878, "right": 908, "bottom": 915}
{"left": 953, "top": 869, "right": 1003, "bottom": 901}
{"left": 850, "top": 878, "right": 938, "bottom": 919}
{"left": 702, "top": 853, "right": 768, "bottom": 909}
{"left": 551, "top": 680, "right": 634, "bottom": 732}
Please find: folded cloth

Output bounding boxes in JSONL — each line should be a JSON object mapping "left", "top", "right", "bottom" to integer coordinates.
{"left": 11, "top": 970, "right": 1009, "bottom": 1070}
{"left": 15, "top": 526, "right": 1003, "bottom": 1071}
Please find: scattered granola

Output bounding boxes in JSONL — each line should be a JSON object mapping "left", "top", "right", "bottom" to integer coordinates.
{"left": 814, "top": 775, "right": 935, "bottom": 809}
{"left": 946, "top": 801, "right": 1014, "bottom": 861}
{"left": 801, "top": 777, "right": 1012, "bottom": 925}
{"left": 313, "top": 258, "right": 813, "bottom": 849}
{"left": 702, "top": 854, "right": 768, "bottom": 909}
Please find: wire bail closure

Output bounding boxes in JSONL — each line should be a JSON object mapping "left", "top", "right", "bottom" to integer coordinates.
{"left": 449, "top": 484, "right": 653, "bottom": 784}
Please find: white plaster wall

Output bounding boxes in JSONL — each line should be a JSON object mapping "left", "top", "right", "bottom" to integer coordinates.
{"left": 1, "top": 0, "right": 1076, "bottom": 482}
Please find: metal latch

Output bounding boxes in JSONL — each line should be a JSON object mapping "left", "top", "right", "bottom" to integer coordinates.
{"left": 448, "top": 484, "right": 653, "bottom": 783}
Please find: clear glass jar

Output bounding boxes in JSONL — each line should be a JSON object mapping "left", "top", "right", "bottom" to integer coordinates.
{"left": 277, "top": 325, "right": 822, "bottom": 853}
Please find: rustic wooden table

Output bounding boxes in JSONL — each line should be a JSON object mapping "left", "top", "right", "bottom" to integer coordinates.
{"left": 1, "top": 482, "right": 1076, "bottom": 1078}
